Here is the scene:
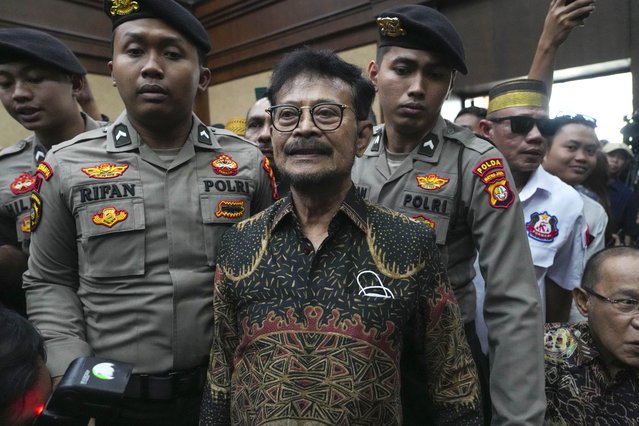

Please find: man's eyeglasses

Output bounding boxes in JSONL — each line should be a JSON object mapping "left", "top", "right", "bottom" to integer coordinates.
{"left": 553, "top": 112, "right": 598, "bottom": 129}
{"left": 584, "top": 287, "right": 639, "bottom": 315}
{"left": 266, "top": 103, "right": 353, "bottom": 132}
{"left": 489, "top": 115, "right": 555, "bottom": 137}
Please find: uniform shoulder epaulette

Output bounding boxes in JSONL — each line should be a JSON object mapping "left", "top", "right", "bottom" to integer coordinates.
{"left": 0, "top": 138, "right": 31, "bottom": 159}
{"left": 445, "top": 124, "right": 495, "bottom": 155}
{"left": 49, "top": 127, "right": 107, "bottom": 153}
{"left": 210, "top": 127, "right": 258, "bottom": 147}
{"left": 365, "top": 201, "right": 436, "bottom": 279}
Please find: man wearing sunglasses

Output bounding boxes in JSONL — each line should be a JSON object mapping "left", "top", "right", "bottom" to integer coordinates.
{"left": 544, "top": 246, "right": 639, "bottom": 424}
{"left": 478, "top": 80, "right": 586, "bottom": 325}
{"left": 351, "top": 4, "right": 543, "bottom": 424}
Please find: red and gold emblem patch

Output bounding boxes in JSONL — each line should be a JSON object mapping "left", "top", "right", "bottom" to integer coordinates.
{"left": 20, "top": 216, "right": 30, "bottom": 234}
{"left": 10, "top": 173, "right": 36, "bottom": 195}
{"left": 412, "top": 215, "right": 436, "bottom": 229}
{"left": 262, "top": 156, "right": 279, "bottom": 200}
{"left": 215, "top": 200, "right": 245, "bottom": 219}
{"left": 485, "top": 178, "right": 514, "bottom": 209}
{"left": 212, "top": 154, "right": 238, "bottom": 176}
{"left": 473, "top": 157, "right": 513, "bottom": 209}
{"left": 36, "top": 161, "right": 53, "bottom": 181}
{"left": 415, "top": 173, "right": 449, "bottom": 191}
{"left": 81, "top": 163, "right": 129, "bottom": 179}
{"left": 92, "top": 206, "right": 128, "bottom": 228}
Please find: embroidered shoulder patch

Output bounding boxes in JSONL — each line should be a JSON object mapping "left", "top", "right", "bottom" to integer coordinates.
{"left": 415, "top": 173, "right": 449, "bottom": 191}
{"left": 36, "top": 161, "right": 53, "bottom": 181}
{"left": 411, "top": 215, "right": 435, "bottom": 229}
{"left": 473, "top": 158, "right": 513, "bottom": 209}
{"left": 30, "top": 192, "right": 43, "bottom": 232}
{"left": 212, "top": 154, "right": 238, "bottom": 176}
{"left": 215, "top": 199, "right": 245, "bottom": 219}
{"left": 262, "top": 156, "right": 279, "bottom": 200}
{"left": 473, "top": 158, "right": 504, "bottom": 179}
{"left": 92, "top": 206, "right": 129, "bottom": 228}
{"left": 81, "top": 163, "right": 129, "bottom": 179}
{"left": 526, "top": 211, "right": 559, "bottom": 242}
{"left": 10, "top": 173, "right": 36, "bottom": 195}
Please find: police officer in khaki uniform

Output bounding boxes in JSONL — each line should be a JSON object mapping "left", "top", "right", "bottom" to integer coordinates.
{"left": 0, "top": 28, "right": 106, "bottom": 315}
{"left": 23, "top": 1, "right": 275, "bottom": 424}
{"left": 351, "top": 5, "right": 544, "bottom": 425}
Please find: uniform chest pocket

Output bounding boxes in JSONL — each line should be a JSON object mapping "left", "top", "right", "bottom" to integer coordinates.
{"left": 200, "top": 193, "right": 251, "bottom": 266}
{"left": 77, "top": 198, "right": 146, "bottom": 278}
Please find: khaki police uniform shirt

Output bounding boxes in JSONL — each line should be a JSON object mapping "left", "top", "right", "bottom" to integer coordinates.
{"left": 0, "top": 113, "right": 103, "bottom": 252}
{"left": 351, "top": 116, "right": 545, "bottom": 425}
{"left": 23, "top": 112, "right": 276, "bottom": 377}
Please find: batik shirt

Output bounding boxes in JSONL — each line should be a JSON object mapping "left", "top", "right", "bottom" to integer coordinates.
{"left": 544, "top": 322, "right": 639, "bottom": 425}
{"left": 200, "top": 187, "right": 482, "bottom": 426}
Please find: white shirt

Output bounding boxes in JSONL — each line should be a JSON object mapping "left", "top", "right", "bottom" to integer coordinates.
{"left": 474, "top": 166, "right": 586, "bottom": 352}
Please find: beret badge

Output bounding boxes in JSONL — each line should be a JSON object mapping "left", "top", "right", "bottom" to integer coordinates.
{"left": 110, "top": 0, "right": 140, "bottom": 16}
{"left": 377, "top": 17, "right": 406, "bottom": 37}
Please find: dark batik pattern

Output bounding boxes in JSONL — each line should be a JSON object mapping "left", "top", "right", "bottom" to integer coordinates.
{"left": 544, "top": 322, "right": 639, "bottom": 425}
{"left": 200, "top": 187, "right": 482, "bottom": 425}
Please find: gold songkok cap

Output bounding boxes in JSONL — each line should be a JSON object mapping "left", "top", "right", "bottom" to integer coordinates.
{"left": 487, "top": 79, "right": 548, "bottom": 114}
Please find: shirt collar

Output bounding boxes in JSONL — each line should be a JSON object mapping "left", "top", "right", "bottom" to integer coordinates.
{"left": 519, "top": 165, "right": 553, "bottom": 202}
{"left": 271, "top": 184, "right": 368, "bottom": 234}
{"left": 105, "top": 112, "right": 221, "bottom": 152}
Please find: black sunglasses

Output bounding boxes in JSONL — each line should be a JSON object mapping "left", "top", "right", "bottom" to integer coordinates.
{"left": 489, "top": 115, "right": 555, "bottom": 137}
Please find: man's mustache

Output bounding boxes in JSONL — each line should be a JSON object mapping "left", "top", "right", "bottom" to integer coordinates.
{"left": 283, "top": 139, "right": 333, "bottom": 155}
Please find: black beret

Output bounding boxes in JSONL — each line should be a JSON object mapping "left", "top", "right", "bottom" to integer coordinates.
{"left": 104, "top": 0, "right": 211, "bottom": 53}
{"left": 0, "top": 28, "right": 86, "bottom": 75}
{"left": 376, "top": 4, "right": 467, "bottom": 75}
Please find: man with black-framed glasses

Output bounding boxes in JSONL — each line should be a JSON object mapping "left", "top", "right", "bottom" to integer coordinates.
{"left": 199, "top": 46, "right": 483, "bottom": 425}
{"left": 544, "top": 246, "right": 639, "bottom": 424}
{"left": 478, "top": 79, "right": 586, "bottom": 326}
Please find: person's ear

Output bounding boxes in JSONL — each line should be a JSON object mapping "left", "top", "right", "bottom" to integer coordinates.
{"left": 367, "top": 60, "right": 379, "bottom": 89}
{"left": 198, "top": 66, "right": 211, "bottom": 92}
{"left": 70, "top": 74, "right": 84, "bottom": 96}
{"left": 355, "top": 120, "right": 373, "bottom": 157}
{"left": 445, "top": 71, "right": 456, "bottom": 99}
{"left": 574, "top": 288, "right": 590, "bottom": 317}
{"left": 478, "top": 119, "right": 494, "bottom": 140}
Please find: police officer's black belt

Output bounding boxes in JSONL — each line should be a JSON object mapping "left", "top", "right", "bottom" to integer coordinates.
{"left": 124, "top": 365, "right": 207, "bottom": 400}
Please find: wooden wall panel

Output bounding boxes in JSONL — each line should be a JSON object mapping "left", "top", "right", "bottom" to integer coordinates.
{"left": 0, "top": 0, "right": 635, "bottom": 102}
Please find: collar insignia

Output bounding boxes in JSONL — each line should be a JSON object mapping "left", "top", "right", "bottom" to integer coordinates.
{"left": 215, "top": 200, "right": 245, "bottom": 219}
{"left": 110, "top": 0, "right": 139, "bottom": 16}
{"left": 81, "top": 163, "right": 129, "bottom": 179}
{"left": 416, "top": 173, "right": 449, "bottom": 191}
{"left": 417, "top": 134, "right": 439, "bottom": 157}
{"left": 377, "top": 17, "right": 406, "bottom": 37}
{"left": 10, "top": 173, "right": 36, "bottom": 195}
{"left": 198, "top": 124, "right": 212, "bottom": 145}
{"left": 212, "top": 154, "right": 238, "bottom": 176}
{"left": 113, "top": 124, "right": 132, "bottom": 148}
{"left": 92, "top": 206, "right": 129, "bottom": 228}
